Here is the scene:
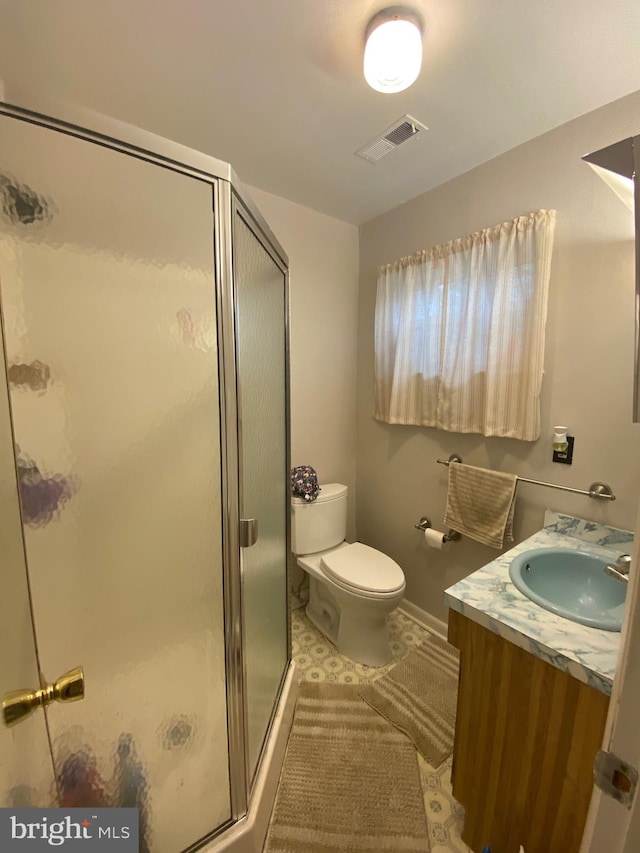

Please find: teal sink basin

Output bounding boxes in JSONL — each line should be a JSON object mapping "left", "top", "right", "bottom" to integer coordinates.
{"left": 508, "top": 547, "right": 627, "bottom": 631}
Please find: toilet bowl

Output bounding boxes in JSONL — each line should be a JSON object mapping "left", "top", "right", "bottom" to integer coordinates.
{"left": 292, "top": 484, "right": 406, "bottom": 666}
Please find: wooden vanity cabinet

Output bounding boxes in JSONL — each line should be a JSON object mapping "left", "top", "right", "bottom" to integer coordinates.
{"left": 448, "top": 609, "right": 610, "bottom": 853}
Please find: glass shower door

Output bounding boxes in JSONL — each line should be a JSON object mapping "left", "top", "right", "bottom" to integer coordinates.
{"left": 233, "top": 206, "right": 289, "bottom": 786}
{"left": 0, "top": 113, "right": 231, "bottom": 851}
{"left": 0, "top": 330, "right": 56, "bottom": 808}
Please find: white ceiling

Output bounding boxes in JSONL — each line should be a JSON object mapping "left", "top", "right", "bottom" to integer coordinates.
{"left": 1, "top": 0, "right": 640, "bottom": 225}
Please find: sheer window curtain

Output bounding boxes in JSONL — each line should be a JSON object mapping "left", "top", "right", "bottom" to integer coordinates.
{"left": 374, "top": 209, "right": 556, "bottom": 441}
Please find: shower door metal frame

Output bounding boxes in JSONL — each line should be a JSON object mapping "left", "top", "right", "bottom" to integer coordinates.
{"left": 0, "top": 93, "right": 291, "bottom": 841}
{"left": 228, "top": 188, "right": 291, "bottom": 796}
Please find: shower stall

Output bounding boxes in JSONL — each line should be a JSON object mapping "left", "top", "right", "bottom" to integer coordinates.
{"left": 0, "top": 95, "right": 295, "bottom": 851}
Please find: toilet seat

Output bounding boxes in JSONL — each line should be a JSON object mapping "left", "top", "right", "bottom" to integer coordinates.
{"left": 320, "top": 542, "right": 405, "bottom": 598}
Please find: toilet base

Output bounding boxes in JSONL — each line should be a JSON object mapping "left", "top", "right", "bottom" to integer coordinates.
{"left": 305, "top": 587, "right": 339, "bottom": 646}
{"left": 336, "top": 600, "right": 393, "bottom": 667}
{"left": 305, "top": 576, "right": 397, "bottom": 668}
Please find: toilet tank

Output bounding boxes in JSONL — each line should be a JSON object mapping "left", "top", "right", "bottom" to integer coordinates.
{"left": 291, "top": 483, "right": 348, "bottom": 555}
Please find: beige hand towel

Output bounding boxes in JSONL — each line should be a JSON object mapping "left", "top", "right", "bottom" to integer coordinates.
{"left": 443, "top": 462, "right": 517, "bottom": 549}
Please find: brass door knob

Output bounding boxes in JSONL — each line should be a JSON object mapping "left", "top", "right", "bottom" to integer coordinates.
{"left": 2, "top": 666, "right": 84, "bottom": 727}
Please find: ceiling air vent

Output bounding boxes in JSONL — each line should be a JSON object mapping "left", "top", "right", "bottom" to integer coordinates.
{"left": 355, "top": 115, "right": 428, "bottom": 163}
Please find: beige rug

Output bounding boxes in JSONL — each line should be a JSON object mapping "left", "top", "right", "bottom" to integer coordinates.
{"left": 358, "top": 634, "right": 459, "bottom": 768}
{"left": 265, "top": 681, "right": 430, "bottom": 853}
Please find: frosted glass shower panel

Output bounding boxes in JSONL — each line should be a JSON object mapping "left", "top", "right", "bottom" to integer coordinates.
{"left": 0, "top": 115, "right": 230, "bottom": 850}
{"left": 0, "top": 333, "right": 56, "bottom": 808}
{"left": 234, "top": 210, "right": 288, "bottom": 784}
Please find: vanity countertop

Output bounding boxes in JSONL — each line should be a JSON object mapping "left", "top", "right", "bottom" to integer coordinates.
{"left": 444, "top": 511, "right": 634, "bottom": 695}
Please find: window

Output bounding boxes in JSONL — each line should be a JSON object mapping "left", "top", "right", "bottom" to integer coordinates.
{"left": 373, "top": 209, "right": 556, "bottom": 441}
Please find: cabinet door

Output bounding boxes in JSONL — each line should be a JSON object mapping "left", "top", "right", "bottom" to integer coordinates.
{"left": 0, "top": 332, "right": 56, "bottom": 806}
{"left": 0, "top": 113, "right": 231, "bottom": 851}
{"left": 449, "top": 609, "right": 609, "bottom": 853}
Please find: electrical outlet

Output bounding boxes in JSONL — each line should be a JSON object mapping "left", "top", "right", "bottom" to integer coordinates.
{"left": 553, "top": 435, "right": 574, "bottom": 465}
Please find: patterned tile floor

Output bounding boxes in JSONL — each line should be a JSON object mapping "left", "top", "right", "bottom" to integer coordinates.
{"left": 291, "top": 605, "right": 471, "bottom": 853}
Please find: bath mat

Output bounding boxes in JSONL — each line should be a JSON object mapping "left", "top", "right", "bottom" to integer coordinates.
{"left": 264, "top": 681, "right": 430, "bottom": 853}
{"left": 358, "top": 634, "right": 459, "bottom": 768}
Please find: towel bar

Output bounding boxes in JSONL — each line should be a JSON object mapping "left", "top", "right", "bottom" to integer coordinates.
{"left": 436, "top": 455, "right": 616, "bottom": 502}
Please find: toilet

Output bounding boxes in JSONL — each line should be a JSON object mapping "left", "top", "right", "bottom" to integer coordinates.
{"left": 291, "top": 483, "right": 406, "bottom": 666}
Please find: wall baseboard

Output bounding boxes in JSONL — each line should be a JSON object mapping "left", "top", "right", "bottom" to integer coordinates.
{"left": 399, "top": 600, "right": 448, "bottom": 640}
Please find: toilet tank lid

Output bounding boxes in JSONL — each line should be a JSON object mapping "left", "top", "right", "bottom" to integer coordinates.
{"left": 291, "top": 483, "right": 347, "bottom": 506}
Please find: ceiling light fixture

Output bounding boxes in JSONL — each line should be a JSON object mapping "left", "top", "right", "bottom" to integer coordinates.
{"left": 364, "top": 7, "right": 423, "bottom": 94}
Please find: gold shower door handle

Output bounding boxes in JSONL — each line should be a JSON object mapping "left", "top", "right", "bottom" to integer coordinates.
{"left": 2, "top": 666, "right": 85, "bottom": 728}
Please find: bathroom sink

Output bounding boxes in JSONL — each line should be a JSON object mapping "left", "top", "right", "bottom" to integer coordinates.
{"left": 508, "top": 547, "right": 627, "bottom": 631}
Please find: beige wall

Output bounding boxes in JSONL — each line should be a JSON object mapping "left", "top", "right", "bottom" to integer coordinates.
{"left": 357, "top": 90, "right": 640, "bottom": 623}
{"left": 248, "top": 186, "right": 360, "bottom": 549}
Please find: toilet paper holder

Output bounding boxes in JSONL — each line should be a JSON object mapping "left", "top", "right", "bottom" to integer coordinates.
{"left": 414, "top": 516, "right": 461, "bottom": 542}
